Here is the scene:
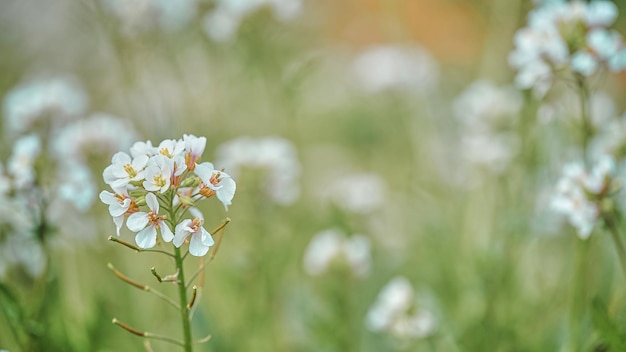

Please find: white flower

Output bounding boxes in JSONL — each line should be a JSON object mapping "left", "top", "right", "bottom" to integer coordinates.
{"left": 202, "top": 0, "right": 302, "bottom": 42}
{"left": 2, "top": 75, "right": 88, "bottom": 135}
{"left": 510, "top": 0, "right": 626, "bottom": 96}
{"left": 99, "top": 187, "right": 136, "bottom": 236}
{"left": 173, "top": 209, "right": 214, "bottom": 257}
{"left": 157, "top": 138, "right": 185, "bottom": 159}
{"left": 130, "top": 140, "right": 158, "bottom": 158}
{"left": 183, "top": 134, "right": 206, "bottom": 170}
{"left": 216, "top": 136, "right": 300, "bottom": 205}
{"left": 303, "top": 229, "right": 371, "bottom": 277}
{"left": 366, "top": 277, "right": 437, "bottom": 339}
{"left": 103, "top": 152, "right": 149, "bottom": 189}
{"left": 142, "top": 155, "right": 173, "bottom": 193}
{"left": 550, "top": 156, "right": 616, "bottom": 239}
{"left": 126, "top": 192, "right": 173, "bottom": 248}
{"left": 195, "top": 162, "right": 236, "bottom": 210}
{"left": 51, "top": 113, "right": 137, "bottom": 164}
{"left": 57, "top": 163, "right": 96, "bottom": 211}
{"left": 352, "top": 44, "right": 439, "bottom": 94}
{"left": 322, "top": 173, "right": 387, "bottom": 214}
{"left": 8, "top": 134, "right": 42, "bottom": 190}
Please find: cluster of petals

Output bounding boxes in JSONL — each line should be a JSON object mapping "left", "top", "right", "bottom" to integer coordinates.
{"left": 550, "top": 156, "right": 616, "bottom": 239}
{"left": 453, "top": 80, "right": 523, "bottom": 174}
{"left": 100, "top": 134, "right": 235, "bottom": 256}
{"left": 366, "top": 277, "right": 437, "bottom": 340}
{"left": 216, "top": 136, "right": 299, "bottom": 205}
{"left": 510, "top": 0, "right": 626, "bottom": 97}
{"left": 302, "top": 229, "right": 371, "bottom": 277}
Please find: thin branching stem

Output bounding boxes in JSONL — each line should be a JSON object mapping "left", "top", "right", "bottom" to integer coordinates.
{"left": 108, "top": 236, "right": 175, "bottom": 258}
{"left": 107, "top": 263, "right": 180, "bottom": 310}
{"left": 112, "top": 318, "right": 185, "bottom": 347}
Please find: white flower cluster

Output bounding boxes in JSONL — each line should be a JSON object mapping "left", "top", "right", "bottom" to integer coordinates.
{"left": 551, "top": 156, "right": 617, "bottom": 239}
{"left": 3, "top": 75, "right": 88, "bottom": 136}
{"left": 102, "top": 0, "right": 198, "bottom": 35}
{"left": 0, "top": 135, "right": 46, "bottom": 278}
{"left": 453, "top": 80, "right": 523, "bottom": 174}
{"left": 203, "top": 0, "right": 302, "bottom": 42}
{"left": 366, "top": 277, "right": 437, "bottom": 340}
{"left": 2, "top": 76, "right": 137, "bottom": 211}
{"left": 352, "top": 44, "right": 439, "bottom": 94}
{"left": 322, "top": 172, "right": 387, "bottom": 214}
{"left": 509, "top": 0, "right": 626, "bottom": 97}
{"left": 100, "top": 135, "right": 236, "bottom": 257}
{"left": 302, "top": 229, "right": 371, "bottom": 277}
{"left": 216, "top": 136, "right": 300, "bottom": 205}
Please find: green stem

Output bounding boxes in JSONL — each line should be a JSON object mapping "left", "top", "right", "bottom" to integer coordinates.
{"left": 568, "top": 238, "right": 589, "bottom": 352}
{"left": 604, "top": 215, "right": 626, "bottom": 281}
{"left": 575, "top": 75, "right": 592, "bottom": 163}
{"left": 174, "top": 246, "right": 193, "bottom": 352}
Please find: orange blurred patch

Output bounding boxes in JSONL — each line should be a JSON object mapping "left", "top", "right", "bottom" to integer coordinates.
{"left": 319, "top": 0, "right": 487, "bottom": 65}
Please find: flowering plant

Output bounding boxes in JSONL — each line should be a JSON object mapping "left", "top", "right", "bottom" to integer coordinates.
{"left": 100, "top": 134, "right": 235, "bottom": 351}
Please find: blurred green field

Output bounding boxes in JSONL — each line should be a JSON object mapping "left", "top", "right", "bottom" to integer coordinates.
{"left": 3, "top": 0, "right": 626, "bottom": 351}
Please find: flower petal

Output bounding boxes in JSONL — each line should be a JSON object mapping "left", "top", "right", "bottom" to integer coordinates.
{"left": 127, "top": 212, "right": 149, "bottom": 232}
{"left": 145, "top": 192, "right": 159, "bottom": 213}
{"left": 160, "top": 221, "right": 174, "bottom": 242}
{"left": 135, "top": 226, "right": 157, "bottom": 249}
{"left": 189, "top": 233, "right": 210, "bottom": 256}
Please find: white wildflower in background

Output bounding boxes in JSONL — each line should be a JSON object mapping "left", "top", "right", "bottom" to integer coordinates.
{"left": 102, "top": 0, "right": 198, "bottom": 35}
{"left": 303, "top": 229, "right": 371, "bottom": 277}
{"left": 322, "top": 172, "right": 387, "bottom": 214}
{"left": 2, "top": 75, "right": 88, "bottom": 136}
{"left": 352, "top": 44, "right": 439, "bottom": 94}
{"left": 453, "top": 80, "right": 522, "bottom": 174}
{"left": 100, "top": 134, "right": 236, "bottom": 256}
{"left": 592, "top": 110, "right": 626, "bottom": 158}
{"left": 51, "top": 113, "right": 137, "bottom": 164}
{"left": 203, "top": 0, "right": 302, "bottom": 42}
{"left": 366, "top": 277, "right": 437, "bottom": 340}
{"left": 509, "top": 0, "right": 626, "bottom": 97}
{"left": 216, "top": 136, "right": 300, "bottom": 205}
{"left": 550, "top": 156, "right": 617, "bottom": 238}
{"left": 7, "top": 134, "right": 42, "bottom": 190}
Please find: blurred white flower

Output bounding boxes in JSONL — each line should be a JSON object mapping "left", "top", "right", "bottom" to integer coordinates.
{"left": 8, "top": 134, "right": 42, "bottom": 190}
{"left": 56, "top": 162, "right": 97, "bottom": 211}
{"left": 454, "top": 81, "right": 523, "bottom": 174}
{"left": 550, "top": 156, "right": 616, "bottom": 238}
{"left": 51, "top": 113, "right": 137, "bottom": 164}
{"left": 216, "top": 136, "right": 300, "bottom": 205}
{"left": 0, "top": 198, "right": 45, "bottom": 278}
{"left": 102, "top": 0, "right": 197, "bottom": 35}
{"left": 322, "top": 172, "right": 387, "bottom": 214}
{"left": 203, "top": 0, "right": 302, "bottom": 42}
{"left": 3, "top": 75, "right": 88, "bottom": 135}
{"left": 366, "top": 277, "right": 437, "bottom": 340}
{"left": 510, "top": 0, "right": 626, "bottom": 97}
{"left": 352, "top": 44, "right": 438, "bottom": 94}
{"left": 303, "top": 229, "right": 371, "bottom": 277}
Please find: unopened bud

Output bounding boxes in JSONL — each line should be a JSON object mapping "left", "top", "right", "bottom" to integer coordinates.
{"left": 181, "top": 176, "right": 199, "bottom": 188}
{"left": 178, "top": 195, "right": 195, "bottom": 207}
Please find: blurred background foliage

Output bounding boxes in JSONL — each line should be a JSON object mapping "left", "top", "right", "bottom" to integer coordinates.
{"left": 2, "top": 0, "right": 626, "bottom": 351}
